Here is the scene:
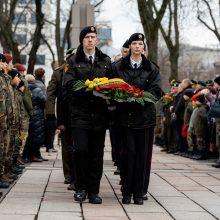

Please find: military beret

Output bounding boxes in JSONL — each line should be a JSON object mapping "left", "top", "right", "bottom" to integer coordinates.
{"left": 128, "top": 33, "right": 145, "bottom": 45}
{"left": 0, "top": 53, "right": 6, "bottom": 62}
{"left": 214, "top": 76, "right": 220, "bottom": 86}
{"left": 8, "top": 69, "right": 20, "bottom": 79}
{"left": 205, "top": 80, "right": 213, "bottom": 85}
{"left": 195, "top": 94, "right": 205, "bottom": 104}
{"left": 4, "top": 53, "right": 12, "bottom": 64}
{"left": 197, "top": 80, "right": 206, "bottom": 87}
{"left": 122, "top": 40, "right": 129, "bottom": 48}
{"left": 14, "top": 63, "right": 26, "bottom": 72}
{"left": 79, "top": 26, "right": 97, "bottom": 43}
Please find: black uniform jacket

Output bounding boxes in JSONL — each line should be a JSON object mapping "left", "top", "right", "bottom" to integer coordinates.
{"left": 112, "top": 54, "right": 163, "bottom": 129}
{"left": 62, "top": 45, "right": 112, "bottom": 130}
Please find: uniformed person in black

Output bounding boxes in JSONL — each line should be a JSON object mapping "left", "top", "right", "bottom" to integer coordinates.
{"left": 62, "top": 26, "right": 112, "bottom": 204}
{"left": 112, "top": 33, "right": 163, "bottom": 205}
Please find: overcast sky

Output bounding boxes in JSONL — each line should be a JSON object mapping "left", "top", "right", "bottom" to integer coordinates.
{"left": 96, "top": 0, "right": 220, "bottom": 50}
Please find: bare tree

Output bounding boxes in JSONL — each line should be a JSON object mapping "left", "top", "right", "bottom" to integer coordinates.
{"left": 156, "top": 0, "right": 179, "bottom": 80}
{"left": 137, "top": 0, "right": 170, "bottom": 62}
{"left": 0, "top": 0, "right": 44, "bottom": 71}
{"left": 55, "top": 0, "right": 74, "bottom": 65}
{"left": 0, "top": 0, "right": 20, "bottom": 62}
{"left": 27, "top": 0, "right": 44, "bottom": 74}
{"left": 197, "top": 0, "right": 220, "bottom": 42}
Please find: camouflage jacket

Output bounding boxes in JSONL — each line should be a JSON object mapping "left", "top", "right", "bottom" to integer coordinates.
{"left": 0, "top": 71, "right": 15, "bottom": 128}
{"left": 0, "top": 73, "right": 7, "bottom": 130}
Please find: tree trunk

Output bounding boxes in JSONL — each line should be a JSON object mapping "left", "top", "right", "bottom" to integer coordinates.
{"left": 147, "top": 31, "right": 159, "bottom": 63}
{"left": 158, "top": 0, "right": 179, "bottom": 81}
{"left": 27, "top": 0, "right": 44, "bottom": 74}
{"left": 169, "top": 48, "right": 179, "bottom": 80}
{"left": 0, "top": 0, "right": 21, "bottom": 63}
{"left": 56, "top": 0, "right": 64, "bottom": 65}
{"left": 137, "top": 0, "right": 170, "bottom": 63}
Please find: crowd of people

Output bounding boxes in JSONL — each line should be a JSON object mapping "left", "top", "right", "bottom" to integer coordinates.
{"left": 1, "top": 24, "right": 219, "bottom": 206}
{"left": 156, "top": 77, "right": 220, "bottom": 169}
{"left": 0, "top": 53, "right": 58, "bottom": 193}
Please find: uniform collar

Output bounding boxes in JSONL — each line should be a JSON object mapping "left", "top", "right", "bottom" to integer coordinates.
{"left": 84, "top": 52, "right": 95, "bottom": 63}
{"left": 130, "top": 57, "right": 142, "bottom": 68}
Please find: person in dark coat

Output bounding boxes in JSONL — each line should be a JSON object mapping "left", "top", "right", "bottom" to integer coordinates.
{"left": 24, "top": 74, "right": 46, "bottom": 162}
{"left": 62, "top": 26, "right": 112, "bottom": 204}
{"left": 112, "top": 33, "right": 163, "bottom": 205}
{"left": 173, "top": 79, "right": 191, "bottom": 154}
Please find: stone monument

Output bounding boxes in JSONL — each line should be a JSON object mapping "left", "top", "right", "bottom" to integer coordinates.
{"left": 70, "top": 0, "right": 94, "bottom": 48}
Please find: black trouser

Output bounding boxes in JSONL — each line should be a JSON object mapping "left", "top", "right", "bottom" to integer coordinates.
{"left": 121, "top": 126, "right": 154, "bottom": 198}
{"left": 175, "top": 119, "right": 188, "bottom": 152}
{"left": 109, "top": 124, "right": 117, "bottom": 162}
{"left": 44, "top": 119, "right": 57, "bottom": 150}
{"left": 143, "top": 127, "right": 154, "bottom": 195}
{"left": 109, "top": 124, "right": 123, "bottom": 167}
{"left": 61, "top": 130, "right": 75, "bottom": 182}
{"left": 72, "top": 128, "right": 106, "bottom": 195}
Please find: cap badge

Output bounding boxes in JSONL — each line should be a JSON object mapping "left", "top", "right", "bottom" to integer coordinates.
{"left": 91, "top": 26, "right": 95, "bottom": 31}
{"left": 138, "top": 34, "right": 142, "bottom": 39}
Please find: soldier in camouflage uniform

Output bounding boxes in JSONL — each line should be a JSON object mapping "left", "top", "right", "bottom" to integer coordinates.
{"left": 188, "top": 94, "right": 208, "bottom": 160}
{"left": 2, "top": 59, "right": 23, "bottom": 176}
{"left": 7, "top": 69, "right": 25, "bottom": 172}
{"left": 14, "top": 63, "right": 33, "bottom": 164}
{"left": 13, "top": 80, "right": 26, "bottom": 168}
{"left": 0, "top": 54, "right": 11, "bottom": 188}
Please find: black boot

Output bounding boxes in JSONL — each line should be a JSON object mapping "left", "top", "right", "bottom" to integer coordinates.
{"left": 122, "top": 195, "right": 131, "bottom": 204}
{"left": 88, "top": 194, "right": 102, "bottom": 204}
{"left": 74, "top": 189, "right": 87, "bottom": 202}
{"left": 0, "top": 175, "right": 10, "bottom": 189}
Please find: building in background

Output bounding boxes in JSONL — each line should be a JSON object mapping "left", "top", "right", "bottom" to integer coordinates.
{"left": 96, "top": 22, "right": 119, "bottom": 59}
{"left": 71, "top": 0, "right": 94, "bottom": 48}
{"left": 158, "top": 44, "right": 220, "bottom": 91}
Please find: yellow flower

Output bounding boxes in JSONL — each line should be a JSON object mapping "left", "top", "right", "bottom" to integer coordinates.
{"left": 88, "top": 83, "right": 94, "bottom": 89}
{"left": 93, "top": 78, "right": 100, "bottom": 83}
{"left": 100, "top": 77, "right": 108, "bottom": 82}
{"left": 85, "top": 79, "right": 90, "bottom": 86}
{"left": 107, "top": 78, "right": 126, "bottom": 83}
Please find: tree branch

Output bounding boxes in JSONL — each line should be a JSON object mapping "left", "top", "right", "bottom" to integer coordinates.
{"left": 19, "top": 38, "right": 33, "bottom": 53}
{"left": 41, "top": 34, "right": 55, "bottom": 62}
{"left": 94, "top": 0, "right": 105, "bottom": 8}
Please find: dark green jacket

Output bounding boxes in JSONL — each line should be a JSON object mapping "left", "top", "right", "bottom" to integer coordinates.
{"left": 45, "top": 64, "right": 64, "bottom": 118}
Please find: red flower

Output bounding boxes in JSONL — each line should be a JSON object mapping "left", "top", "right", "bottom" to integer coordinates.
{"left": 121, "top": 84, "right": 128, "bottom": 91}
{"left": 137, "top": 88, "right": 143, "bottom": 97}
{"left": 131, "top": 86, "right": 136, "bottom": 96}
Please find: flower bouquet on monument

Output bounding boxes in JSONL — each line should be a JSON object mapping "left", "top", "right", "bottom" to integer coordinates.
{"left": 72, "top": 77, "right": 157, "bottom": 106}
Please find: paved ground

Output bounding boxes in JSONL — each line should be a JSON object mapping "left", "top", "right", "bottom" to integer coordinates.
{"left": 1, "top": 132, "right": 220, "bottom": 220}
